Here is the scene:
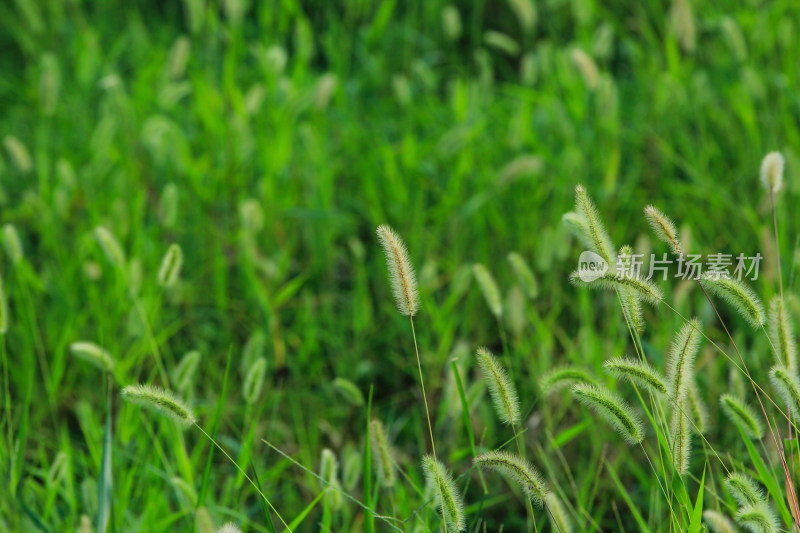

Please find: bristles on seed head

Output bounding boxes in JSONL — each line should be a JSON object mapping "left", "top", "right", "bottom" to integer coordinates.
{"left": 603, "top": 357, "right": 668, "bottom": 396}
{"left": 121, "top": 384, "right": 196, "bottom": 426}
{"left": 571, "top": 383, "right": 644, "bottom": 445}
{"left": 507, "top": 252, "right": 538, "bottom": 298}
{"left": 422, "top": 455, "right": 465, "bottom": 531}
{"left": 666, "top": 318, "right": 702, "bottom": 402}
{"left": 242, "top": 357, "right": 267, "bottom": 404}
{"left": 768, "top": 365, "right": 800, "bottom": 424}
{"left": 545, "top": 493, "right": 572, "bottom": 533}
{"left": 370, "top": 419, "right": 396, "bottom": 487}
{"left": 720, "top": 393, "right": 763, "bottom": 439}
{"left": 94, "top": 226, "right": 126, "bottom": 269}
{"left": 476, "top": 347, "right": 520, "bottom": 425}
{"left": 735, "top": 501, "right": 779, "bottom": 533}
{"left": 561, "top": 211, "right": 594, "bottom": 251}
{"left": 669, "top": 404, "right": 691, "bottom": 476}
{"left": 574, "top": 185, "right": 614, "bottom": 264}
{"left": 157, "top": 243, "right": 183, "bottom": 288}
{"left": 760, "top": 151, "right": 784, "bottom": 194}
{"left": 725, "top": 472, "right": 765, "bottom": 506}
{"left": 217, "top": 523, "right": 242, "bottom": 533}
{"left": 569, "top": 270, "right": 663, "bottom": 305}
{"left": 617, "top": 246, "right": 645, "bottom": 333}
{"left": 376, "top": 225, "right": 419, "bottom": 316}
{"left": 70, "top": 341, "right": 115, "bottom": 372}
{"left": 644, "top": 205, "right": 683, "bottom": 255}
{"left": 768, "top": 296, "right": 796, "bottom": 371}
{"left": 319, "top": 448, "right": 338, "bottom": 484}
{"left": 3, "top": 224, "right": 23, "bottom": 265}
{"left": 474, "top": 450, "right": 548, "bottom": 507}
{"left": 701, "top": 274, "right": 765, "bottom": 328}
{"left": 702, "top": 510, "right": 737, "bottom": 533}
{"left": 539, "top": 366, "right": 595, "bottom": 395}
{"left": 687, "top": 382, "right": 709, "bottom": 434}
{"left": 472, "top": 264, "right": 503, "bottom": 317}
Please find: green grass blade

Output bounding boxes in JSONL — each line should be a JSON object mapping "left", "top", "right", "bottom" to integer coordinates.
{"left": 284, "top": 490, "right": 325, "bottom": 532}
{"left": 736, "top": 422, "right": 793, "bottom": 525}
{"left": 252, "top": 462, "right": 277, "bottom": 533}
{"left": 364, "top": 384, "right": 374, "bottom": 533}
{"left": 605, "top": 458, "right": 652, "bottom": 533}
{"left": 97, "top": 382, "right": 113, "bottom": 533}
{"left": 688, "top": 464, "right": 705, "bottom": 533}
{"left": 197, "top": 347, "right": 232, "bottom": 507}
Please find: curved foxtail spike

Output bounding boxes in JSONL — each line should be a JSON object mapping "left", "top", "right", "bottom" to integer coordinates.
{"left": 121, "top": 384, "right": 196, "bottom": 426}
{"left": 644, "top": 205, "right": 683, "bottom": 256}
{"left": 422, "top": 456, "right": 465, "bottom": 531}
{"left": 539, "top": 366, "right": 596, "bottom": 396}
{"left": 570, "top": 270, "right": 663, "bottom": 305}
{"left": 735, "top": 502, "right": 779, "bottom": 533}
{"left": 472, "top": 264, "right": 503, "bottom": 318}
{"left": 571, "top": 383, "right": 644, "bottom": 445}
{"left": 70, "top": 341, "right": 115, "bottom": 372}
{"left": 769, "top": 296, "right": 796, "bottom": 371}
{"left": 158, "top": 243, "right": 183, "bottom": 287}
{"left": 376, "top": 225, "right": 419, "bottom": 316}
{"left": 574, "top": 185, "right": 614, "bottom": 264}
{"left": 702, "top": 510, "right": 736, "bottom": 533}
{"left": 720, "top": 393, "right": 764, "bottom": 439}
{"left": 370, "top": 419, "right": 396, "bottom": 487}
{"left": 604, "top": 357, "right": 668, "bottom": 396}
{"left": 769, "top": 366, "right": 800, "bottom": 423}
{"left": 666, "top": 319, "right": 702, "bottom": 402}
{"left": 725, "top": 472, "right": 764, "bottom": 507}
{"left": 670, "top": 404, "right": 691, "bottom": 476}
{"left": 476, "top": 347, "right": 520, "bottom": 425}
{"left": 701, "top": 274, "right": 766, "bottom": 328}
{"left": 474, "top": 451, "right": 548, "bottom": 507}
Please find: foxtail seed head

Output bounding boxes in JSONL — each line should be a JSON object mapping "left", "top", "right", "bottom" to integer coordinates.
{"left": 720, "top": 393, "right": 763, "bottom": 439}
{"left": 472, "top": 264, "right": 503, "bottom": 318}
{"left": 376, "top": 225, "right": 419, "bottom": 316}
{"left": 474, "top": 450, "right": 548, "bottom": 507}
{"left": 242, "top": 357, "right": 267, "bottom": 404}
{"left": 571, "top": 383, "right": 644, "bottom": 445}
{"left": 702, "top": 510, "right": 736, "bottom": 533}
{"left": 603, "top": 357, "right": 668, "bottom": 396}
{"left": 768, "top": 365, "right": 800, "bottom": 423}
{"left": 3, "top": 224, "right": 23, "bottom": 265}
{"left": 735, "top": 501, "right": 779, "bottom": 533}
{"left": 574, "top": 185, "right": 614, "bottom": 263}
{"left": 666, "top": 319, "right": 702, "bottom": 402}
{"left": 476, "top": 347, "right": 520, "bottom": 425}
{"left": 768, "top": 296, "right": 796, "bottom": 371}
{"left": 725, "top": 472, "right": 764, "bottom": 506}
{"left": 760, "top": 151, "right": 784, "bottom": 194}
{"left": 422, "top": 456, "right": 465, "bottom": 531}
{"left": 539, "top": 366, "right": 595, "bottom": 395}
{"left": 570, "top": 270, "right": 663, "bottom": 305}
{"left": 669, "top": 404, "right": 691, "bottom": 476}
{"left": 507, "top": 252, "right": 538, "bottom": 298}
{"left": 70, "top": 342, "right": 114, "bottom": 372}
{"left": 370, "top": 419, "right": 396, "bottom": 487}
{"left": 217, "top": 523, "right": 242, "bottom": 533}
{"left": 545, "top": 493, "right": 572, "bottom": 533}
{"left": 701, "top": 273, "right": 765, "bottom": 328}
{"left": 157, "top": 243, "right": 183, "bottom": 288}
{"left": 121, "top": 384, "right": 196, "bottom": 426}
{"left": 644, "top": 205, "right": 683, "bottom": 255}
{"left": 94, "top": 226, "right": 126, "bottom": 269}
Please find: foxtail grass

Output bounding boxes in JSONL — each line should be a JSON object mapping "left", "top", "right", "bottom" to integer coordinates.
{"left": 70, "top": 342, "right": 114, "bottom": 373}
{"left": 574, "top": 185, "right": 614, "bottom": 263}
{"left": 94, "top": 226, "right": 126, "bottom": 269}
{"left": 604, "top": 357, "right": 668, "bottom": 396}
{"left": 3, "top": 224, "right": 22, "bottom": 265}
{"left": 473, "top": 264, "right": 503, "bottom": 318}
{"left": 769, "top": 366, "right": 800, "bottom": 423}
{"left": 570, "top": 270, "right": 663, "bottom": 305}
{"left": 242, "top": 357, "right": 267, "bottom": 404}
{"left": 720, "top": 394, "right": 764, "bottom": 439}
{"left": 735, "top": 501, "right": 779, "bottom": 533}
{"left": 474, "top": 450, "right": 548, "bottom": 507}
{"left": 644, "top": 205, "right": 683, "bottom": 255}
{"left": 376, "top": 225, "right": 419, "bottom": 317}
{"left": 702, "top": 510, "right": 737, "bottom": 533}
{"left": 571, "top": 383, "right": 644, "bottom": 445}
{"left": 422, "top": 456, "right": 465, "bottom": 531}
{"left": 545, "top": 493, "right": 572, "bottom": 533}
{"left": 725, "top": 472, "right": 764, "bottom": 506}
{"left": 157, "top": 243, "right": 183, "bottom": 287}
{"left": 370, "top": 419, "right": 396, "bottom": 487}
{"left": 539, "top": 366, "right": 595, "bottom": 395}
{"left": 700, "top": 274, "right": 765, "bottom": 328}
{"left": 617, "top": 245, "right": 645, "bottom": 332}
{"left": 768, "top": 297, "right": 796, "bottom": 371}
{"left": 507, "top": 252, "right": 538, "bottom": 298}
{"left": 476, "top": 347, "right": 519, "bottom": 425}
{"left": 669, "top": 405, "right": 691, "bottom": 476}
{"left": 666, "top": 318, "right": 701, "bottom": 402}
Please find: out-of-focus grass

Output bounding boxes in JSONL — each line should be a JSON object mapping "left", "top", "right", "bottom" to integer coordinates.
{"left": 1, "top": 0, "right": 799, "bottom": 531}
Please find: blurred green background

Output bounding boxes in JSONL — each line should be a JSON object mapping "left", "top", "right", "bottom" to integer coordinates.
{"left": 2, "top": 0, "right": 800, "bottom": 531}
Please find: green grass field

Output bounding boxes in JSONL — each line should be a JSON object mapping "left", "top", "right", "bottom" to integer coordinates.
{"left": 3, "top": 0, "right": 800, "bottom": 531}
